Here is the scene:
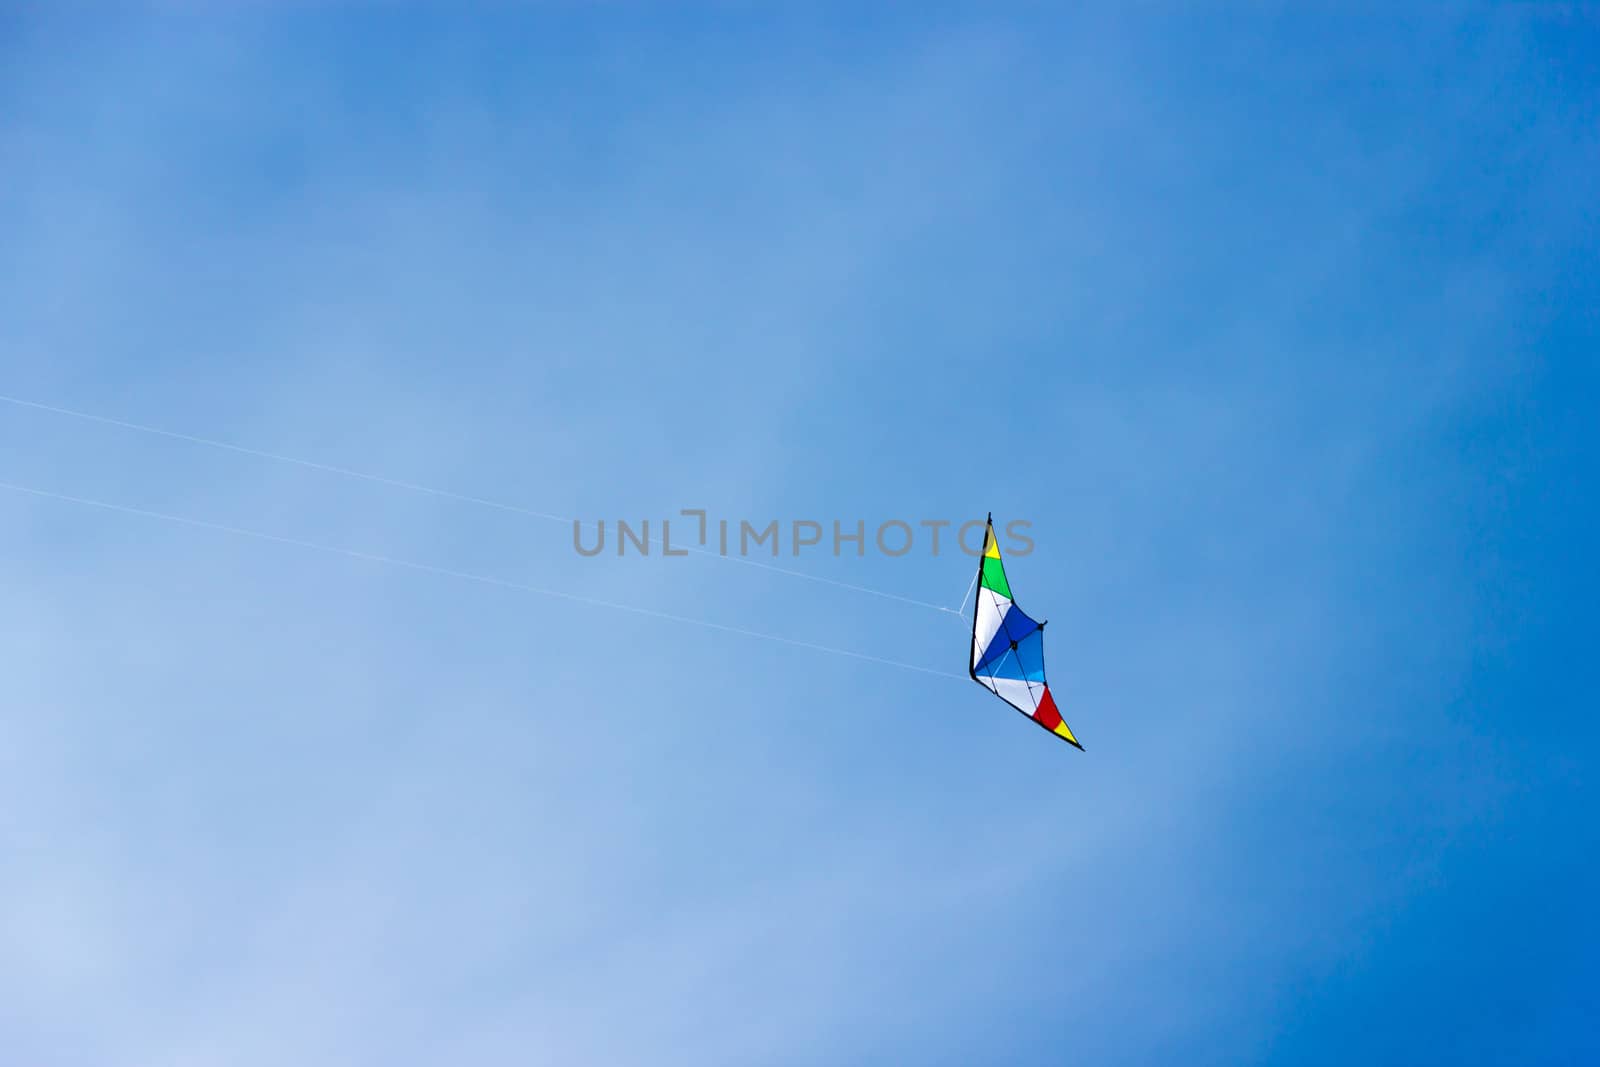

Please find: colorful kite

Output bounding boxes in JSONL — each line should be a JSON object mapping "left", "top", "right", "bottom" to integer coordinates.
{"left": 969, "top": 515, "right": 1082, "bottom": 749}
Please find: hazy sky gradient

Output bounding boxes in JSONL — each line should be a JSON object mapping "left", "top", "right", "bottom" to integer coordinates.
{"left": 3, "top": 8, "right": 1596, "bottom": 1065}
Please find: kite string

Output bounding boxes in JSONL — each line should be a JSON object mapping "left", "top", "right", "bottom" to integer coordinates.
{"left": 955, "top": 565, "right": 980, "bottom": 618}
{"left": 0, "top": 479, "right": 965, "bottom": 681}
{"left": 0, "top": 392, "right": 960, "bottom": 616}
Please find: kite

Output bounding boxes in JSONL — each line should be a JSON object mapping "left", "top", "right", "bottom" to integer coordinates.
{"left": 969, "top": 514, "right": 1082, "bottom": 749}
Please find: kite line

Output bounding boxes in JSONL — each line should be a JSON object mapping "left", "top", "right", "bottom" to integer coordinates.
{"left": 0, "top": 479, "right": 964, "bottom": 681}
{"left": 955, "top": 566, "right": 981, "bottom": 617}
{"left": 0, "top": 392, "right": 963, "bottom": 615}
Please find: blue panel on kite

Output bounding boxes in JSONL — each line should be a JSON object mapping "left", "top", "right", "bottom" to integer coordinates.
{"left": 983, "top": 628, "right": 1047, "bottom": 683}
{"left": 974, "top": 603, "right": 1042, "bottom": 674}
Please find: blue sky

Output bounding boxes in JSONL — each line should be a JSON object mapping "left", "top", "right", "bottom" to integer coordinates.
{"left": 2, "top": 7, "right": 1596, "bottom": 1065}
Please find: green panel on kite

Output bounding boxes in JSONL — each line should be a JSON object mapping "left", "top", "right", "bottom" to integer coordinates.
{"left": 981, "top": 556, "right": 1010, "bottom": 599}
